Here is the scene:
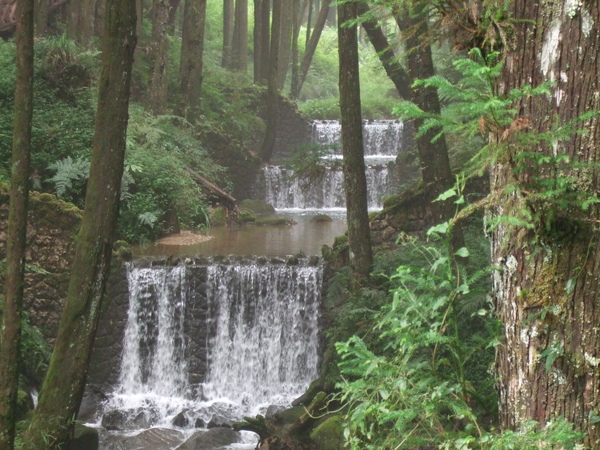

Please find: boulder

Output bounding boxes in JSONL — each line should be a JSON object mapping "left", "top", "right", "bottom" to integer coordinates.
{"left": 176, "top": 427, "right": 241, "bottom": 450}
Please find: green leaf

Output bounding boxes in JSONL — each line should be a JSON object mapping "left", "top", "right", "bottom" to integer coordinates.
{"left": 427, "top": 221, "right": 449, "bottom": 237}
{"left": 434, "top": 188, "right": 457, "bottom": 202}
{"left": 454, "top": 247, "right": 470, "bottom": 258}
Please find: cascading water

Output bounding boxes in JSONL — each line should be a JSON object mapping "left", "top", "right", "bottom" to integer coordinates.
{"left": 261, "top": 164, "right": 392, "bottom": 210}
{"left": 311, "top": 119, "right": 403, "bottom": 157}
{"left": 257, "top": 119, "right": 401, "bottom": 211}
{"left": 102, "top": 257, "right": 323, "bottom": 431}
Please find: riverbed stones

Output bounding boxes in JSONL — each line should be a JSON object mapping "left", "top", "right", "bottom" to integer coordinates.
{"left": 176, "top": 427, "right": 241, "bottom": 450}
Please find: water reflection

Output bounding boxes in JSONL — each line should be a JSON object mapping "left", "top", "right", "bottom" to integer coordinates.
{"left": 137, "top": 212, "right": 348, "bottom": 257}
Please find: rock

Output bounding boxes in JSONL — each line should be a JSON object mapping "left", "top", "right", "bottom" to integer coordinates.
{"left": 309, "top": 415, "right": 345, "bottom": 450}
{"left": 239, "top": 199, "right": 276, "bottom": 216}
{"left": 310, "top": 214, "right": 333, "bottom": 223}
{"left": 101, "top": 408, "right": 158, "bottom": 431}
{"left": 176, "top": 427, "right": 241, "bottom": 450}
{"left": 68, "top": 424, "right": 99, "bottom": 450}
{"left": 102, "top": 428, "right": 184, "bottom": 450}
{"left": 172, "top": 411, "right": 190, "bottom": 428}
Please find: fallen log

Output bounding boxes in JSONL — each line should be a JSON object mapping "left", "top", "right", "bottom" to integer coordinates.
{"left": 185, "top": 166, "right": 239, "bottom": 221}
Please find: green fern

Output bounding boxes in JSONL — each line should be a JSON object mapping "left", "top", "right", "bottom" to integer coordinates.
{"left": 46, "top": 156, "right": 90, "bottom": 199}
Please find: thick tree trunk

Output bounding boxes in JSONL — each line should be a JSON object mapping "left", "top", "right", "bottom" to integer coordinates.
{"left": 222, "top": 0, "right": 234, "bottom": 68}
{"left": 395, "top": 6, "right": 453, "bottom": 194}
{"left": 0, "top": 0, "right": 34, "bottom": 445}
{"left": 178, "top": 0, "right": 206, "bottom": 120}
{"left": 23, "top": 0, "right": 136, "bottom": 447}
{"left": 492, "top": 2, "right": 600, "bottom": 446}
{"left": 290, "top": 0, "right": 330, "bottom": 100}
{"left": 231, "top": 0, "right": 248, "bottom": 72}
{"left": 337, "top": 1, "right": 372, "bottom": 281}
{"left": 258, "top": 0, "right": 281, "bottom": 163}
{"left": 145, "top": 0, "right": 170, "bottom": 115}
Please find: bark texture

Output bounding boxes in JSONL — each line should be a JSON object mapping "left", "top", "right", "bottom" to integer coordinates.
{"left": 0, "top": 0, "right": 34, "bottom": 445}
{"left": 492, "top": 2, "right": 600, "bottom": 446}
{"left": 337, "top": 1, "right": 372, "bottom": 281}
{"left": 178, "top": 0, "right": 206, "bottom": 120}
{"left": 23, "top": 0, "right": 136, "bottom": 446}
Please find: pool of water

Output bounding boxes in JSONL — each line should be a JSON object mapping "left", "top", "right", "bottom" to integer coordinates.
{"left": 137, "top": 212, "right": 348, "bottom": 258}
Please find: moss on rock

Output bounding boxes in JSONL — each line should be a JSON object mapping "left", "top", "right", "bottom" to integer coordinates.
{"left": 310, "top": 415, "right": 346, "bottom": 450}
{"left": 239, "top": 199, "right": 276, "bottom": 216}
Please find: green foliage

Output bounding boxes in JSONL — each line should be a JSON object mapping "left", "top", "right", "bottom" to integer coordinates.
{"left": 119, "top": 106, "right": 228, "bottom": 243}
{"left": 286, "top": 143, "right": 342, "bottom": 182}
{"left": 46, "top": 156, "right": 90, "bottom": 205}
{"left": 396, "top": 47, "right": 600, "bottom": 235}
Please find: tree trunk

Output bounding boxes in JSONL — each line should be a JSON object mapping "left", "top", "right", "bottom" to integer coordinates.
{"left": 222, "top": 0, "right": 234, "bottom": 68}
{"left": 67, "top": 0, "right": 96, "bottom": 46}
{"left": 395, "top": 6, "right": 453, "bottom": 194}
{"left": 277, "top": 3, "right": 293, "bottom": 89}
{"left": 252, "top": 0, "right": 263, "bottom": 82}
{"left": 291, "top": 0, "right": 330, "bottom": 100}
{"left": 259, "top": 0, "right": 270, "bottom": 82}
{"left": 356, "top": 3, "right": 411, "bottom": 100}
{"left": 23, "top": 0, "right": 136, "bottom": 447}
{"left": 290, "top": 0, "right": 303, "bottom": 96}
{"left": 35, "top": 0, "right": 48, "bottom": 35}
{"left": 178, "top": 0, "right": 207, "bottom": 120}
{"left": 145, "top": 0, "right": 170, "bottom": 115}
{"left": 0, "top": 0, "right": 34, "bottom": 445}
{"left": 492, "top": 1, "right": 600, "bottom": 446}
{"left": 305, "top": 0, "right": 312, "bottom": 51}
{"left": 258, "top": 0, "right": 281, "bottom": 163}
{"left": 231, "top": 0, "right": 248, "bottom": 72}
{"left": 337, "top": 1, "right": 372, "bottom": 281}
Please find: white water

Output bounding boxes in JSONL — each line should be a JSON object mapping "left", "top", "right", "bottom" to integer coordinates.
{"left": 103, "top": 259, "right": 323, "bottom": 430}
{"left": 311, "top": 119, "right": 403, "bottom": 157}
{"left": 262, "top": 164, "right": 392, "bottom": 210}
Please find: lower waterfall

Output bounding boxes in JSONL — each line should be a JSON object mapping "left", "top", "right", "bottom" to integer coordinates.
{"left": 102, "top": 257, "right": 323, "bottom": 430}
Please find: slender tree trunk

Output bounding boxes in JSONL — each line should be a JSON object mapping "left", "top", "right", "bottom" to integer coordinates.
{"left": 35, "top": 0, "right": 48, "bottom": 35}
{"left": 277, "top": 4, "right": 293, "bottom": 89}
{"left": 23, "top": 0, "right": 136, "bottom": 447}
{"left": 146, "top": 0, "right": 170, "bottom": 114}
{"left": 178, "top": 0, "right": 207, "bottom": 120}
{"left": 290, "top": 0, "right": 302, "bottom": 96}
{"left": 0, "top": 0, "right": 34, "bottom": 446}
{"left": 222, "top": 0, "right": 234, "bottom": 68}
{"left": 356, "top": 3, "right": 411, "bottom": 100}
{"left": 253, "top": 0, "right": 263, "bottom": 82}
{"left": 305, "top": 0, "right": 312, "bottom": 51}
{"left": 395, "top": 6, "right": 453, "bottom": 193}
{"left": 67, "top": 0, "right": 96, "bottom": 45}
{"left": 231, "top": 0, "right": 248, "bottom": 72}
{"left": 337, "top": 1, "right": 372, "bottom": 281}
{"left": 291, "top": 0, "right": 330, "bottom": 100}
{"left": 259, "top": 0, "right": 270, "bottom": 82}
{"left": 492, "top": 2, "right": 600, "bottom": 446}
{"left": 258, "top": 0, "right": 281, "bottom": 162}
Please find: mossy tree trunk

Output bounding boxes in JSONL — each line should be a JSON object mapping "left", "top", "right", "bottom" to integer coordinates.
{"left": 178, "top": 0, "right": 206, "bottom": 120}
{"left": 492, "top": 1, "right": 600, "bottom": 446}
{"left": 145, "top": 0, "right": 170, "bottom": 115}
{"left": 258, "top": 0, "right": 281, "bottom": 162}
{"left": 277, "top": 4, "right": 293, "bottom": 89}
{"left": 0, "top": 0, "right": 34, "bottom": 446}
{"left": 337, "top": 1, "right": 372, "bottom": 281}
{"left": 252, "top": 0, "right": 263, "bottom": 82}
{"left": 67, "top": 0, "right": 96, "bottom": 45}
{"left": 23, "top": 0, "right": 136, "bottom": 447}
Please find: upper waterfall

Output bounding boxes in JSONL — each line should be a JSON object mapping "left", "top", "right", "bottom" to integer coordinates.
{"left": 311, "top": 119, "right": 404, "bottom": 157}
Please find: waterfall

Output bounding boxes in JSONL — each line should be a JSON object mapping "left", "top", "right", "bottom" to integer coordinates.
{"left": 311, "top": 119, "right": 404, "bottom": 157}
{"left": 103, "top": 258, "right": 323, "bottom": 429}
{"left": 261, "top": 164, "right": 392, "bottom": 210}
